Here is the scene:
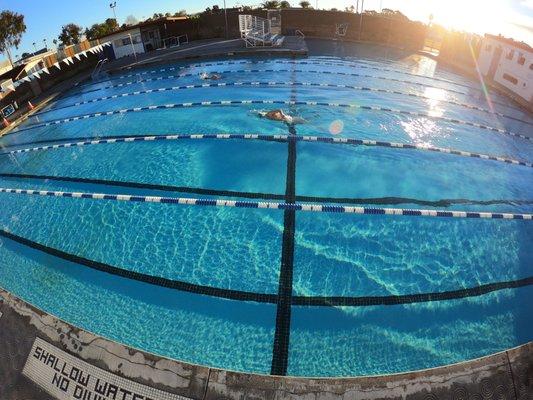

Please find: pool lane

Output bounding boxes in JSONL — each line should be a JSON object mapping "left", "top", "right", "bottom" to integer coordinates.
{"left": 0, "top": 51, "right": 532, "bottom": 378}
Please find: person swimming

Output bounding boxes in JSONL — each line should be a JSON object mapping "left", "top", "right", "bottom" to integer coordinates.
{"left": 199, "top": 72, "right": 221, "bottom": 80}
{"left": 255, "top": 109, "right": 306, "bottom": 125}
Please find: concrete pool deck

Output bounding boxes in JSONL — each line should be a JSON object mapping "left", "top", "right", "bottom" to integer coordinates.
{"left": 102, "top": 37, "right": 308, "bottom": 74}
{"left": 1, "top": 288, "right": 531, "bottom": 400}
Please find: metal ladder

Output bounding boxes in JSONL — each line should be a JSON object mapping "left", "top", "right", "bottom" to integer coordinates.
{"left": 91, "top": 58, "right": 108, "bottom": 80}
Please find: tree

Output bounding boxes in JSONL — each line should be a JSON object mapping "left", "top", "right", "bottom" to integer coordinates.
{"left": 85, "top": 18, "right": 119, "bottom": 40}
{"left": 59, "top": 23, "right": 82, "bottom": 45}
{"left": 104, "top": 18, "right": 119, "bottom": 31}
{"left": 263, "top": 0, "right": 280, "bottom": 8}
{"left": 174, "top": 10, "right": 187, "bottom": 17}
{"left": 280, "top": 1, "right": 291, "bottom": 8}
{"left": 299, "top": 1, "right": 311, "bottom": 8}
{"left": 0, "top": 10, "right": 26, "bottom": 66}
{"left": 124, "top": 15, "right": 139, "bottom": 26}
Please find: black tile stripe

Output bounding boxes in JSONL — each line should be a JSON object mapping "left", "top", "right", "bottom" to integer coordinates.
{"left": 3, "top": 173, "right": 531, "bottom": 208}
{"left": 292, "top": 277, "right": 533, "bottom": 306}
{"left": 271, "top": 136, "right": 297, "bottom": 376}
{"left": 271, "top": 63, "right": 299, "bottom": 376}
{"left": 0, "top": 229, "right": 277, "bottom": 303}
{"left": 0, "top": 228, "right": 531, "bottom": 307}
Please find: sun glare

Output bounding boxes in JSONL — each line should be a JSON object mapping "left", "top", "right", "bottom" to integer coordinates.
{"left": 429, "top": 0, "right": 510, "bottom": 35}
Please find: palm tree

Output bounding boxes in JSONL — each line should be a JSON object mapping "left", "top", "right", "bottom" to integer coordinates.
{"left": 262, "top": 0, "right": 280, "bottom": 8}
{"left": 280, "top": 1, "right": 291, "bottom": 8}
{"left": 299, "top": 1, "right": 311, "bottom": 8}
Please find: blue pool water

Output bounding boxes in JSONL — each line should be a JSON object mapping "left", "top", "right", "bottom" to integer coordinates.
{"left": 0, "top": 39, "right": 531, "bottom": 377}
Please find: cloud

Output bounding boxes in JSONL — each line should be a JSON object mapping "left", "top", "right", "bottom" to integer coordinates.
{"left": 521, "top": 0, "right": 533, "bottom": 8}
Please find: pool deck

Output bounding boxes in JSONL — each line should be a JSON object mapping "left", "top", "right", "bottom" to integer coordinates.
{"left": 103, "top": 37, "right": 308, "bottom": 74}
{"left": 1, "top": 288, "right": 531, "bottom": 400}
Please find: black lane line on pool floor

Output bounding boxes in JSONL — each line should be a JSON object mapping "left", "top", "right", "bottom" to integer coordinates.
{"left": 1, "top": 226, "right": 532, "bottom": 308}
{"left": 3, "top": 173, "right": 532, "bottom": 208}
{"left": 0, "top": 228, "right": 277, "bottom": 304}
{"left": 271, "top": 64, "right": 299, "bottom": 376}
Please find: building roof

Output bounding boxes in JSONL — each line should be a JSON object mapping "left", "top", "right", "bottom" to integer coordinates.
{"left": 0, "top": 64, "right": 26, "bottom": 82}
{"left": 485, "top": 34, "right": 532, "bottom": 53}
{"left": 98, "top": 17, "right": 188, "bottom": 40}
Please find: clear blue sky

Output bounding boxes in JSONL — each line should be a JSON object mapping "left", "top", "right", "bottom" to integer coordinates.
{"left": 1, "top": 0, "right": 532, "bottom": 62}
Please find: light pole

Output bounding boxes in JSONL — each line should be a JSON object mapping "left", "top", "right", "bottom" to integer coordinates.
{"left": 110, "top": 2, "right": 118, "bottom": 23}
{"left": 223, "top": 0, "right": 229, "bottom": 39}
{"left": 32, "top": 42, "right": 37, "bottom": 53}
{"left": 358, "top": 0, "right": 364, "bottom": 40}
{"left": 43, "top": 38, "right": 48, "bottom": 50}
{"left": 128, "top": 34, "right": 138, "bottom": 62}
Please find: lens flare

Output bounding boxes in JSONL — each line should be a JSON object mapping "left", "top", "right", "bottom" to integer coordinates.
{"left": 329, "top": 119, "right": 344, "bottom": 135}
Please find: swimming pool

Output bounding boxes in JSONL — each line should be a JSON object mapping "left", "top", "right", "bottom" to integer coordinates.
{"left": 0, "top": 39, "right": 531, "bottom": 377}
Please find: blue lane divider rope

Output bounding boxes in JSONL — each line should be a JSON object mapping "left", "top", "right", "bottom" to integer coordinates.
{"left": 186, "top": 59, "right": 492, "bottom": 94}
{"left": 33, "top": 81, "right": 532, "bottom": 126}
{"left": 1, "top": 188, "right": 531, "bottom": 220}
{"left": 13, "top": 99, "right": 532, "bottom": 142}
{"left": 120, "top": 59, "right": 485, "bottom": 94}
{"left": 2, "top": 133, "right": 531, "bottom": 168}
{"left": 72, "top": 68, "right": 473, "bottom": 98}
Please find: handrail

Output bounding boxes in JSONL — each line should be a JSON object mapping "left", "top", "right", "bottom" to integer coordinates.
{"left": 91, "top": 58, "right": 108, "bottom": 80}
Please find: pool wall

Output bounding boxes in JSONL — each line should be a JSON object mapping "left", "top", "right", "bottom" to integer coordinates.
{"left": 1, "top": 287, "right": 531, "bottom": 400}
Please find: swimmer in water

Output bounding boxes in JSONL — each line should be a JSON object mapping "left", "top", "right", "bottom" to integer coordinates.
{"left": 255, "top": 109, "right": 306, "bottom": 125}
{"left": 199, "top": 72, "right": 221, "bottom": 80}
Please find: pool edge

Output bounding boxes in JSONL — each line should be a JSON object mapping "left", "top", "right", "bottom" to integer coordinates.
{"left": 1, "top": 287, "right": 531, "bottom": 400}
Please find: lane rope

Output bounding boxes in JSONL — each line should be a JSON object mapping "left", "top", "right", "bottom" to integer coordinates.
{"left": 1, "top": 187, "right": 531, "bottom": 220}
{"left": 2, "top": 173, "right": 531, "bottom": 208}
{"left": 1, "top": 228, "right": 531, "bottom": 306}
{"left": 11, "top": 100, "right": 532, "bottom": 142}
{"left": 32, "top": 81, "right": 533, "bottom": 126}
{"left": 2, "top": 133, "right": 531, "bottom": 168}
{"left": 66, "top": 68, "right": 474, "bottom": 99}
{"left": 117, "top": 59, "right": 486, "bottom": 93}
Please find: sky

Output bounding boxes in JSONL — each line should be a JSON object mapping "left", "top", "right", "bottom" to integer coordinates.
{"left": 0, "top": 0, "right": 532, "bottom": 62}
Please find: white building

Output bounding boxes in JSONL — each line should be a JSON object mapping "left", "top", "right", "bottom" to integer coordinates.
{"left": 101, "top": 27, "right": 145, "bottom": 59}
{"left": 478, "top": 34, "right": 533, "bottom": 107}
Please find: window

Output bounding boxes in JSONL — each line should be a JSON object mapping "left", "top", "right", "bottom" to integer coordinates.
{"left": 485, "top": 44, "right": 492, "bottom": 51}
{"left": 506, "top": 49, "right": 514, "bottom": 60}
{"left": 530, "top": 63, "right": 533, "bottom": 70}
{"left": 502, "top": 73, "right": 518, "bottom": 85}
{"left": 517, "top": 54, "right": 525, "bottom": 65}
